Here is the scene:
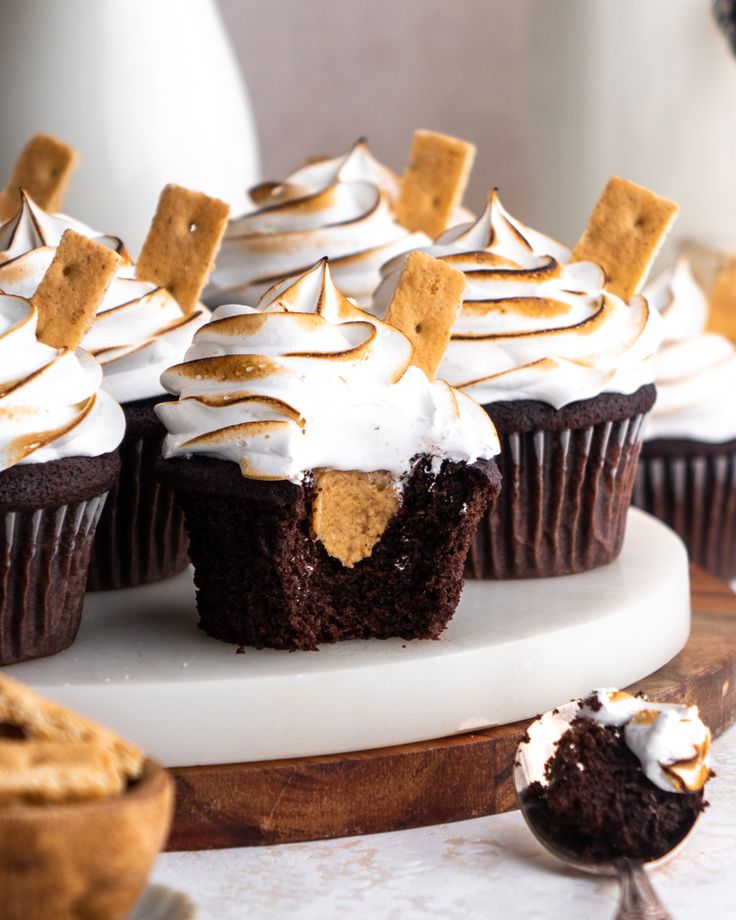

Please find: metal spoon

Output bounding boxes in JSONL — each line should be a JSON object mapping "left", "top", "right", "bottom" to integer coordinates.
{"left": 513, "top": 702, "right": 701, "bottom": 920}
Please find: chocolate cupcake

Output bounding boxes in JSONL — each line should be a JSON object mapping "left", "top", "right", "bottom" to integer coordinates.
{"left": 0, "top": 291, "right": 124, "bottom": 664}
{"left": 632, "top": 257, "right": 736, "bottom": 580}
{"left": 0, "top": 185, "right": 226, "bottom": 589}
{"left": 521, "top": 689, "right": 712, "bottom": 863}
{"left": 375, "top": 180, "right": 675, "bottom": 578}
{"left": 157, "top": 259, "right": 501, "bottom": 650}
{"left": 205, "top": 132, "right": 474, "bottom": 309}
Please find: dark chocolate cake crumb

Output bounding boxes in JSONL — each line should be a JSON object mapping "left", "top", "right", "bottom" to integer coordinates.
{"left": 580, "top": 694, "right": 602, "bottom": 713}
{"left": 523, "top": 718, "right": 706, "bottom": 863}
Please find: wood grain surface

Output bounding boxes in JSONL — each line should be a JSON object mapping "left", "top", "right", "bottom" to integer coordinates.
{"left": 166, "top": 566, "right": 736, "bottom": 851}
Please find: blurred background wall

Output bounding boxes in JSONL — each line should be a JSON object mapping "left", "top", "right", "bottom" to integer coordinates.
{"left": 219, "top": 0, "right": 736, "bottom": 257}
{"left": 218, "top": 0, "right": 532, "bottom": 216}
{"left": 3, "top": 0, "right": 736, "bottom": 254}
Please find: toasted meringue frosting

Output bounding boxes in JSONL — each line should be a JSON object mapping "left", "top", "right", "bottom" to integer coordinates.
{"left": 157, "top": 260, "right": 500, "bottom": 482}
{"left": 205, "top": 140, "right": 432, "bottom": 308}
{"left": 373, "top": 191, "right": 663, "bottom": 409}
{"left": 0, "top": 293, "right": 125, "bottom": 471}
{"left": 642, "top": 257, "right": 736, "bottom": 443}
{"left": 579, "top": 689, "right": 712, "bottom": 795}
{"left": 0, "top": 193, "right": 208, "bottom": 405}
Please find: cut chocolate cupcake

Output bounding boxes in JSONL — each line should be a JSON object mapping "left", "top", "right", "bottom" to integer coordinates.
{"left": 159, "top": 453, "right": 498, "bottom": 649}
{"left": 157, "top": 258, "right": 501, "bottom": 649}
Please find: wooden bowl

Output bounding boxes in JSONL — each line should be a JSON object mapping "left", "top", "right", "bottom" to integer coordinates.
{"left": 0, "top": 759, "right": 174, "bottom": 920}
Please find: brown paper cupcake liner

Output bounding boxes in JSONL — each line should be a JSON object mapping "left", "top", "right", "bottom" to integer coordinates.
{"left": 632, "top": 446, "right": 736, "bottom": 581}
{"left": 0, "top": 494, "right": 108, "bottom": 665}
{"left": 466, "top": 413, "right": 646, "bottom": 579}
{"left": 87, "top": 429, "right": 189, "bottom": 592}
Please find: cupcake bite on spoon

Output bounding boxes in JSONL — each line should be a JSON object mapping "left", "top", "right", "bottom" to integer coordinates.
{"left": 515, "top": 689, "right": 713, "bottom": 919}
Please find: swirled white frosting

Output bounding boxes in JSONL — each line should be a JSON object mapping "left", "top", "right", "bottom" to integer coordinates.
{"left": 0, "top": 293, "right": 125, "bottom": 472}
{"left": 205, "top": 140, "right": 432, "bottom": 308}
{"left": 579, "top": 689, "right": 712, "bottom": 795}
{"left": 0, "top": 193, "right": 208, "bottom": 405}
{"left": 642, "top": 258, "right": 736, "bottom": 443}
{"left": 373, "top": 191, "right": 663, "bottom": 408}
{"left": 157, "top": 260, "right": 500, "bottom": 482}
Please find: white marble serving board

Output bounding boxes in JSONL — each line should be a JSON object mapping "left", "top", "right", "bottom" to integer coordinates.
{"left": 4, "top": 509, "right": 690, "bottom": 767}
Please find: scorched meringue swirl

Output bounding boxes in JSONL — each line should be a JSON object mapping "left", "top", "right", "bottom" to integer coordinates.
{"left": 0, "top": 294, "right": 125, "bottom": 472}
{"left": 642, "top": 257, "right": 736, "bottom": 443}
{"left": 374, "top": 191, "right": 663, "bottom": 408}
{"left": 0, "top": 192, "right": 208, "bottom": 405}
{"left": 580, "top": 689, "right": 712, "bottom": 794}
{"left": 205, "top": 140, "right": 431, "bottom": 308}
{"left": 157, "top": 260, "right": 500, "bottom": 482}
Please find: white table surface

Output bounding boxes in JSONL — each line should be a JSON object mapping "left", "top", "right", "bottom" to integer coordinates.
{"left": 151, "top": 722, "right": 736, "bottom": 919}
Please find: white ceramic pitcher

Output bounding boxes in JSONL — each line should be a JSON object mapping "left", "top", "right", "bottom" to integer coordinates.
{"left": 527, "top": 0, "right": 736, "bottom": 254}
{"left": 0, "top": 0, "right": 259, "bottom": 252}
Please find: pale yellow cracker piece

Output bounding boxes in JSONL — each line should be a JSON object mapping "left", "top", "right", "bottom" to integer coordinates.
{"left": 311, "top": 470, "right": 399, "bottom": 568}
{"left": 0, "top": 740, "right": 126, "bottom": 805}
{"left": 0, "top": 675, "right": 143, "bottom": 781}
{"left": 707, "top": 256, "right": 736, "bottom": 343}
{"left": 0, "top": 133, "right": 79, "bottom": 220}
{"left": 32, "top": 229, "right": 120, "bottom": 350}
{"left": 384, "top": 250, "right": 466, "bottom": 380}
{"left": 572, "top": 176, "right": 678, "bottom": 301}
{"left": 395, "top": 129, "right": 476, "bottom": 238}
{"left": 136, "top": 183, "right": 229, "bottom": 316}
{"left": 310, "top": 253, "right": 464, "bottom": 565}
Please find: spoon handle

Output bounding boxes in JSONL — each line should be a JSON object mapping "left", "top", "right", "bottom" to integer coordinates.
{"left": 614, "top": 860, "right": 673, "bottom": 920}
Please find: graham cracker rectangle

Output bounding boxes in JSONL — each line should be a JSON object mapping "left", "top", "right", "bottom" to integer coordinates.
{"left": 395, "top": 129, "right": 476, "bottom": 239}
{"left": 311, "top": 469, "right": 399, "bottom": 568}
{"left": 136, "top": 184, "right": 230, "bottom": 316}
{"left": 0, "top": 675, "right": 143, "bottom": 781}
{"left": 707, "top": 256, "right": 736, "bottom": 343}
{"left": 384, "top": 250, "right": 466, "bottom": 380}
{"left": 0, "top": 133, "right": 79, "bottom": 221}
{"left": 32, "top": 229, "right": 120, "bottom": 350}
{"left": 572, "top": 176, "right": 678, "bottom": 301}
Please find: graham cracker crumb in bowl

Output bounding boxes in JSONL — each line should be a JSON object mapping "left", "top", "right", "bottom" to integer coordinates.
{"left": 0, "top": 675, "right": 143, "bottom": 806}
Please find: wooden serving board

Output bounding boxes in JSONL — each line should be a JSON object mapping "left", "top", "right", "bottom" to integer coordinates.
{"left": 166, "top": 566, "right": 736, "bottom": 851}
